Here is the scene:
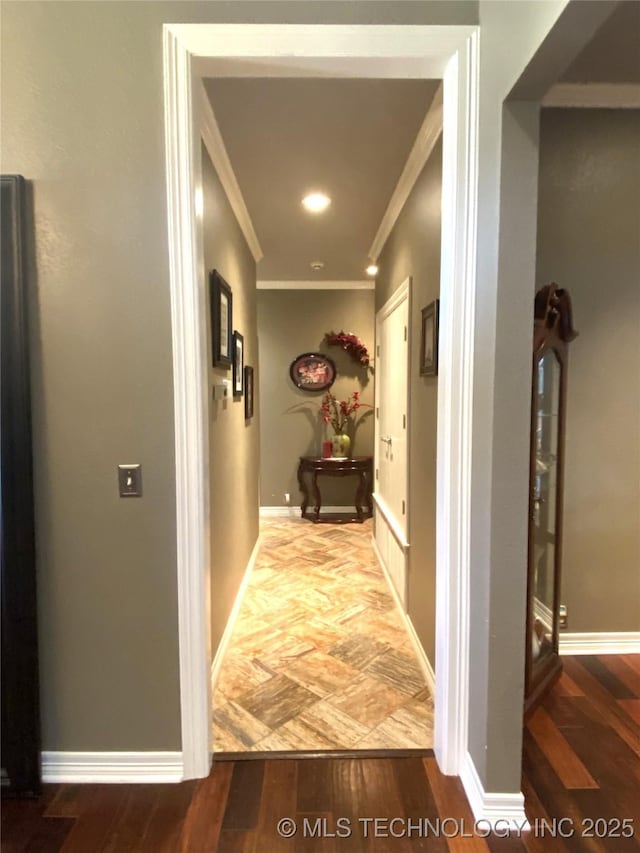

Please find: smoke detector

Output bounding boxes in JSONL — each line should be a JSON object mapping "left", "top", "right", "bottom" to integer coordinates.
{"left": 310, "top": 261, "right": 325, "bottom": 271}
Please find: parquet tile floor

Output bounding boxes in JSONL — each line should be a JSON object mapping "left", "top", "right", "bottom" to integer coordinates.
{"left": 212, "top": 518, "right": 434, "bottom": 753}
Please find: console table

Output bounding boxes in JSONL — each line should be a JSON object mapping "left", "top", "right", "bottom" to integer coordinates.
{"left": 297, "top": 456, "right": 373, "bottom": 523}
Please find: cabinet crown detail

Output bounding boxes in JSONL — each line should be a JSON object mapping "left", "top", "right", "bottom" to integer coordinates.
{"left": 534, "top": 282, "right": 579, "bottom": 349}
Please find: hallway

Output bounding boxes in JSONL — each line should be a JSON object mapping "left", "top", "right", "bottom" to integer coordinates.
{"left": 212, "top": 518, "right": 434, "bottom": 753}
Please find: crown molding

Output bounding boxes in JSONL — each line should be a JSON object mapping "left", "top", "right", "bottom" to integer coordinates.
{"left": 543, "top": 83, "right": 640, "bottom": 109}
{"left": 199, "top": 84, "right": 263, "bottom": 262}
{"left": 368, "top": 83, "right": 443, "bottom": 262}
{"left": 256, "top": 280, "right": 374, "bottom": 290}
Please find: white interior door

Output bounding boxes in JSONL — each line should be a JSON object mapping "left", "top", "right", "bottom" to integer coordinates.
{"left": 374, "top": 278, "right": 410, "bottom": 604}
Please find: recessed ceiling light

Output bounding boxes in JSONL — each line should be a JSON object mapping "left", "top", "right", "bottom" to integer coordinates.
{"left": 302, "top": 192, "right": 331, "bottom": 213}
{"left": 310, "top": 261, "right": 325, "bottom": 271}
{"left": 366, "top": 264, "right": 378, "bottom": 276}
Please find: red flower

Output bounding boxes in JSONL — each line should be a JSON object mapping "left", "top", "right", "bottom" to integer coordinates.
{"left": 318, "top": 390, "right": 370, "bottom": 434}
{"left": 324, "top": 331, "right": 371, "bottom": 368}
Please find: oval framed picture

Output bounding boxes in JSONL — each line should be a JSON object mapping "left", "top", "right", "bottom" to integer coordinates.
{"left": 289, "top": 352, "right": 336, "bottom": 392}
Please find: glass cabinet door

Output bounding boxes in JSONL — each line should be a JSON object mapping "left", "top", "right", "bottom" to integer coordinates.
{"left": 525, "top": 282, "right": 577, "bottom": 714}
{"left": 530, "top": 350, "right": 561, "bottom": 680}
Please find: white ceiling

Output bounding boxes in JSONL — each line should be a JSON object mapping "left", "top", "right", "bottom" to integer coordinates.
{"left": 204, "top": 78, "right": 439, "bottom": 281}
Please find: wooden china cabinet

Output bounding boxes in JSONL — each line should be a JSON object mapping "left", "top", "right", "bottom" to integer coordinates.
{"left": 524, "top": 283, "right": 578, "bottom": 716}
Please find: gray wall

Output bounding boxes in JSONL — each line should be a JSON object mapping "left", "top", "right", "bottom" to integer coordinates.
{"left": 0, "top": 0, "right": 477, "bottom": 753}
{"left": 257, "top": 290, "right": 375, "bottom": 507}
{"left": 536, "top": 108, "right": 640, "bottom": 634}
{"left": 469, "top": 0, "right": 612, "bottom": 793}
{"left": 376, "top": 139, "right": 442, "bottom": 667}
{"left": 202, "top": 146, "right": 259, "bottom": 656}
{"left": 5, "top": 0, "right": 608, "bottom": 792}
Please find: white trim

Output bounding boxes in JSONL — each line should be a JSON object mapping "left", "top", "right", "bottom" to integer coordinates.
{"left": 41, "top": 752, "right": 183, "bottom": 784}
{"left": 257, "top": 280, "right": 374, "bottom": 291}
{"left": 164, "top": 22, "right": 479, "bottom": 783}
{"left": 373, "top": 527, "right": 437, "bottom": 737}
{"left": 211, "top": 535, "right": 261, "bottom": 689}
{"left": 369, "top": 84, "right": 443, "bottom": 261}
{"left": 560, "top": 632, "right": 640, "bottom": 655}
{"left": 163, "top": 26, "right": 211, "bottom": 781}
{"left": 376, "top": 275, "right": 410, "bottom": 321}
{"left": 171, "top": 24, "right": 476, "bottom": 70}
{"left": 372, "top": 493, "right": 410, "bottom": 551}
{"left": 373, "top": 529, "right": 436, "bottom": 700}
{"left": 543, "top": 83, "right": 640, "bottom": 109}
{"left": 199, "top": 83, "right": 263, "bottom": 262}
{"left": 372, "top": 508, "right": 409, "bottom": 608}
{"left": 434, "top": 30, "right": 478, "bottom": 779}
{"left": 371, "top": 276, "right": 411, "bottom": 564}
{"left": 260, "top": 505, "right": 298, "bottom": 518}
{"left": 405, "top": 618, "right": 436, "bottom": 701}
{"left": 259, "top": 505, "right": 353, "bottom": 517}
{"left": 460, "top": 753, "right": 530, "bottom": 832}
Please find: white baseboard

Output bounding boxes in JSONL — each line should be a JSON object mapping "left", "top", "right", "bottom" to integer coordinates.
{"left": 41, "top": 751, "right": 183, "bottom": 783}
{"left": 260, "top": 505, "right": 298, "bottom": 518}
{"left": 259, "top": 505, "right": 352, "bottom": 517}
{"left": 403, "top": 616, "right": 436, "bottom": 701}
{"left": 211, "top": 534, "right": 262, "bottom": 689}
{"left": 371, "top": 535, "right": 436, "bottom": 701}
{"left": 460, "top": 752, "right": 530, "bottom": 832}
{"left": 560, "top": 631, "right": 640, "bottom": 655}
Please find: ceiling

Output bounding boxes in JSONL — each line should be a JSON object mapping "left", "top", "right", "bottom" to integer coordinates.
{"left": 204, "top": 78, "right": 439, "bottom": 281}
{"left": 561, "top": 1, "right": 640, "bottom": 84}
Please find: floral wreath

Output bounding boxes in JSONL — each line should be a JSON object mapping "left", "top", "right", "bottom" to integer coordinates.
{"left": 324, "top": 330, "right": 371, "bottom": 367}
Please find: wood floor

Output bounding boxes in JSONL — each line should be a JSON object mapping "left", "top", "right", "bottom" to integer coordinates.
{"left": 2, "top": 655, "right": 639, "bottom": 852}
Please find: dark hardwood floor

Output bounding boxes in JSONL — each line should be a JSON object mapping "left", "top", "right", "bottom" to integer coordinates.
{"left": 2, "top": 655, "right": 639, "bottom": 852}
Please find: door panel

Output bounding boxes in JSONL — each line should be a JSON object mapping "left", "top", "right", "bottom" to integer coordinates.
{"left": 377, "top": 288, "right": 408, "bottom": 538}
{"left": 374, "top": 279, "right": 410, "bottom": 607}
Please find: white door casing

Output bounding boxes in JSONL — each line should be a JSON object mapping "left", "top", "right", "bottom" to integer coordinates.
{"left": 163, "top": 23, "right": 480, "bottom": 787}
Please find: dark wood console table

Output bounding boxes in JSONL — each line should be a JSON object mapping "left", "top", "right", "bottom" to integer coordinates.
{"left": 297, "top": 456, "right": 373, "bottom": 523}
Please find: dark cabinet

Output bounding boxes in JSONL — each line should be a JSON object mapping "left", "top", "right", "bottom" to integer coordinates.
{"left": 524, "top": 283, "right": 578, "bottom": 715}
{"left": 1, "top": 175, "right": 41, "bottom": 795}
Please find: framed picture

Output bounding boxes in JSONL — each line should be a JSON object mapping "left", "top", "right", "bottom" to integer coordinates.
{"left": 232, "top": 331, "right": 244, "bottom": 397}
{"left": 209, "top": 269, "right": 232, "bottom": 368}
{"left": 289, "top": 352, "right": 336, "bottom": 392}
{"left": 420, "top": 299, "right": 439, "bottom": 376}
{"left": 244, "top": 365, "right": 254, "bottom": 419}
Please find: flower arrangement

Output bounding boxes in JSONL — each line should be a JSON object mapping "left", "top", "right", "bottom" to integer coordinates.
{"left": 324, "top": 331, "right": 371, "bottom": 367}
{"left": 320, "top": 390, "right": 364, "bottom": 434}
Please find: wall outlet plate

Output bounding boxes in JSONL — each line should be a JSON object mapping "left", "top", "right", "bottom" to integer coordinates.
{"left": 559, "top": 604, "right": 568, "bottom": 629}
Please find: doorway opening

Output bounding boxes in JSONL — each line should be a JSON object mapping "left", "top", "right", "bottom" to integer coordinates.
{"left": 201, "top": 74, "right": 441, "bottom": 755}
{"left": 163, "top": 22, "right": 479, "bottom": 783}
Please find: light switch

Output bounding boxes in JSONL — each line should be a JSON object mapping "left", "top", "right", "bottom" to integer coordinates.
{"left": 118, "top": 464, "right": 142, "bottom": 497}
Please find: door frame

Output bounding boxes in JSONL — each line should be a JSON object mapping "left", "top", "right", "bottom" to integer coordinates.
{"left": 163, "top": 23, "right": 479, "bottom": 781}
{"left": 374, "top": 276, "right": 411, "bottom": 607}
